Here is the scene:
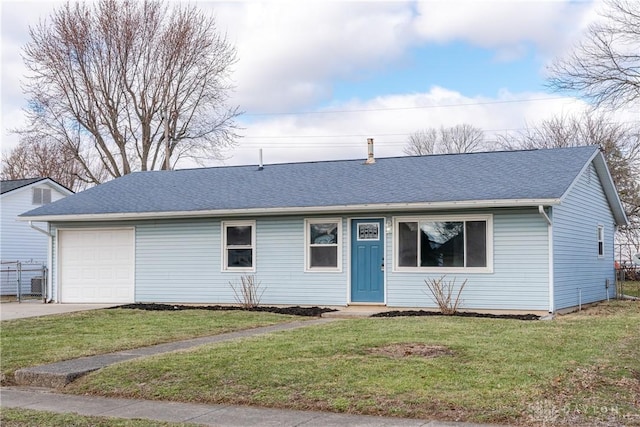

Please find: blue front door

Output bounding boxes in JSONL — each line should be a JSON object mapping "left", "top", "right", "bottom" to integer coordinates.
{"left": 351, "top": 219, "right": 384, "bottom": 303}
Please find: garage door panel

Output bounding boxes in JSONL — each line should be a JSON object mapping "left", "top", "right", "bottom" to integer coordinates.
{"left": 59, "top": 229, "right": 134, "bottom": 303}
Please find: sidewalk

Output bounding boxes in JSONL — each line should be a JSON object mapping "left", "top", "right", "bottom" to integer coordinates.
{"left": 1, "top": 387, "right": 502, "bottom": 427}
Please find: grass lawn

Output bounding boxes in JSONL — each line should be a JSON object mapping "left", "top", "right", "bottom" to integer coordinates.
{"left": 64, "top": 300, "right": 640, "bottom": 426}
{"left": 1, "top": 308, "right": 296, "bottom": 384}
{"left": 0, "top": 408, "right": 192, "bottom": 427}
{"left": 620, "top": 280, "right": 640, "bottom": 297}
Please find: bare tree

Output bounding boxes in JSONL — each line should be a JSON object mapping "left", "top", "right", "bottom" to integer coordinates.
{"left": 498, "top": 112, "right": 640, "bottom": 248}
{"left": 440, "top": 124, "right": 486, "bottom": 154}
{"left": 404, "top": 124, "right": 486, "bottom": 156}
{"left": 17, "top": 0, "right": 240, "bottom": 185}
{"left": 404, "top": 128, "right": 438, "bottom": 156}
{"left": 547, "top": 0, "right": 640, "bottom": 109}
{"left": 1, "top": 136, "right": 86, "bottom": 191}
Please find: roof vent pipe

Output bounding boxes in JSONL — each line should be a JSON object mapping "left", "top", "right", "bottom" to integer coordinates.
{"left": 365, "top": 138, "right": 375, "bottom": 164}
{"left": 258, "top": 148, "right": 264, "bottom": 171}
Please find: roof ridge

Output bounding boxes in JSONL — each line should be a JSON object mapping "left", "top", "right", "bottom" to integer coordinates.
{"left": 142, "top": 145, "right": 601, "bottom": 174}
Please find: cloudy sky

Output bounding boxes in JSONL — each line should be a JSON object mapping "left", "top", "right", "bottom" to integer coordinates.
{"left": 0, "top": 0, "right": 619, "bottom": 168}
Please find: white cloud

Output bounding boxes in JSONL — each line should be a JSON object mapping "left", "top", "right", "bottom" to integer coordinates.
{"left": 0, "top": 0, "right": 612, "bottom": 170}
{"left": 413, "top": 0, "right": 596, "bottom": 60}
{"left": 204, "top": 1, "right": 416, "bottom": 112}
{"left": 1, "top": 0, "right": 62, "bottom": 153}
{"left": 223, "top": 87, "right": 593, "bottom": 167}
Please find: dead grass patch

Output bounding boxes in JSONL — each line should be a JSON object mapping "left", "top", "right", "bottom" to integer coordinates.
{"left": 536, "top": 363, "right": 640, "bottom": 426}
{"left": 368, "top": 343, "right": 454, "bottom": 359}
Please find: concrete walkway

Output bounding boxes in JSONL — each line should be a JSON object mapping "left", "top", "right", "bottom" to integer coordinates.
{"left": 1, "top": 387, "right": 503, "bottom": 427}
{"left": 0, "top": 301, "right": 119, "bottom": 321}
{"left": 14, "top": 319, "right": 336, "bottom": 387}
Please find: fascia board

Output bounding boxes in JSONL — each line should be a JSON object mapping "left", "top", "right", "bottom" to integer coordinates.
{"left": 18, "top": 198, "right": 561, "bottom": 222}
{"left": 591, "top": 153, "right": 628, "bottom": 226}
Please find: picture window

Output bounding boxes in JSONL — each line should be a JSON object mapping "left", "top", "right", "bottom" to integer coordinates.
{"left": 395, "top": 215, "right": 492, "bottom": 272}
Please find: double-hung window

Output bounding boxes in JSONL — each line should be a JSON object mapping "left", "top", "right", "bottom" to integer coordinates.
{"left": 305, "top": 219, "right": 341, "bottom": 271}
{"left": 395, "top": 215, "right": 492, "bottom": 272}
{"left": 222, "top": 221, "right": 255, "bottom": 271}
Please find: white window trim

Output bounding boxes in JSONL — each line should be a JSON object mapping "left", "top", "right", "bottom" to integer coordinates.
{"left": 304, "top": 218, "right": 342, "bottom": 272}
{"left": 222, "top": 220, "right": 256, "bottom": 272}
{"left": 393, "top": 214, "right": 493, "bottom": 273}
{"left": 597, "top": 225, "right": 604, "bottom": 258}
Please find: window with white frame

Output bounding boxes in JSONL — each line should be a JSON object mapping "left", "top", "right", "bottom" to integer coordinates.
{"left": 305, "top": 219, "right": 341, "bottom": 271}
{"left": 395, "top": 215, "right": 492, "bottom": 272}
{"left": 32, "top": 188, "right": 52, "bottom": 205}
{"left": 597, "top": 225, "right": 604, "bottom": 257}
{"left": 223, "top": 221, "right": 255, "bottom": 271}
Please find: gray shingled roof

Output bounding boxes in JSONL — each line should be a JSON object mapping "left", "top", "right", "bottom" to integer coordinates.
{"left": 1, "top": 178, "right": 44, "bottom": 194}
{"left": 20, "top": 146, "right": 602, "bottom": 219}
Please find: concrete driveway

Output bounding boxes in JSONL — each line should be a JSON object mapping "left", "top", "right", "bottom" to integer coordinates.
{"left": 1, "top": 301, "right": 119, "bottom": 321}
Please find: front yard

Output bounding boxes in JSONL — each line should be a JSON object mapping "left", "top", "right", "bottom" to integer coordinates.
{"left": 0, "top": 308, "right": 296, "bottom": 384}
{"left": 2, "top": 301, "right": 639, "bottom": 426}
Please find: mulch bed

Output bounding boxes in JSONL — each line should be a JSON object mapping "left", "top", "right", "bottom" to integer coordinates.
{"left": 110, "top": 303, "right": 337, "bottom": 317}
{"left": 112, "top": 303, "right": 540, "bottom": 320}
{"left": 371, "top": 310, "right": 540, "bottom": 320}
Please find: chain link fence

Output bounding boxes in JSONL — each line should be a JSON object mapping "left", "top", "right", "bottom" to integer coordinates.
{"left": 1, "top": 261, "right": 47, "bottom": 302}
{"left": 615, "top": 243, "right": 640, "bottom": 298}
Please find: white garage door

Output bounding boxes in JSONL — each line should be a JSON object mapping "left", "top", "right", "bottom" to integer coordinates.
{"left": 58, "top": 229, "right": 135, "bottom": 303}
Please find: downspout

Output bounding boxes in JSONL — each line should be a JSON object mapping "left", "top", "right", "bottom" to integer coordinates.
{"left": 29, "top": 222, "right": 54, "bottom": 303}
{"left": 538, "top": 206, "right": 554, "bottom": 314}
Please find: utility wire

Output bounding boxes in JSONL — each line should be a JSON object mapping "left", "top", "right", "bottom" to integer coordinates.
{"left": 237, "top": 120, "right": 640, "bottom": 142}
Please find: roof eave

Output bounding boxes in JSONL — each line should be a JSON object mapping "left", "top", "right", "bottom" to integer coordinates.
{"left": 559, "top": 150, "right": 628, "bottom": 227}
{"left": 17, "top": 198, "right": 562, "bottom": 222}
{"left": 592, "top": 153, "right": 629, "bottom": 226}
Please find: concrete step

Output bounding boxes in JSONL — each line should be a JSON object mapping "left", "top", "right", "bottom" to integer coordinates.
{"left": 321, "top": 306, "right": 387, "bottom": 318}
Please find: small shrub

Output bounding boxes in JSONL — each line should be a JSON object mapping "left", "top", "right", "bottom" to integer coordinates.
{"left": 424, "top": 275, "right": 467, "bottom": 315}
{"left": 229, "top": 275, "right": 265, "bottom": 308}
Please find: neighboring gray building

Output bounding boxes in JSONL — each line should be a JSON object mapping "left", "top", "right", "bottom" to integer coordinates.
{"left": 1, "top": 178, "right": 73, "bottom": 295}
{"left": 19, "top": 146, "right": 627, "bottom": 313}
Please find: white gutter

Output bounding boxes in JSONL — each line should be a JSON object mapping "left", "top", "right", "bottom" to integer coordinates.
{"left": 538, "top": 206, "right": 554, "bottom": 313}
{"left": 538, "top": 205, "right": 551, "bottom": 226}
{"left": 18, "top": 198, "right": 562, "bottom": 223}
{"left": 29, "top": 221, "right": 54, "bottom": 303}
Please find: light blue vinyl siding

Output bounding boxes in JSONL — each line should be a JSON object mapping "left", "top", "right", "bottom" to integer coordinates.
{"left": 135, "top": 217, "right": 348, "bottom": 305}
{"left": 254, "top": 217, "right": 347, "bottom": 305}
{"left": 136, "top": 220, "right": 219, "bottom": 302}
{"left": 387, "top": 209, "right": 549, "bottom": 311}
{"left": 1, "top": 184, "right": 67, "bottom": 295}
{"left": 50, "top": 211, "right": 551, "bottom": 309}
{"left": 553, "top": 163, "right": 616, "bottom": 310}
